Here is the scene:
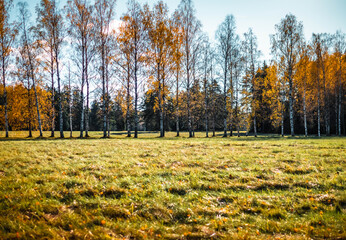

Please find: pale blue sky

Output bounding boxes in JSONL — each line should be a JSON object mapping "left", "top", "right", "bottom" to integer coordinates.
{"left": 14, "top": 0, "right": 346, "bottom": 60}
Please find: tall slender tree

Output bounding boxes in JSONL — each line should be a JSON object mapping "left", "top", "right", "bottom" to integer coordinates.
{"left": 0, "top": 0, "right": 16, "bottom": 138}
{"left": 216, "top": 14, "right": 237, "bottom": 137}
{"left": 177, "top": 0, "right": 201, "bottom": 137}
{"left": 312, "top": 33, "right": 331, "bottom": 136}
{"left": 333, "top": 31, "right": 345, "bottom": 136}
{"left": 271, "top": 14, "right": 303, "bottom": 136}
{"left": 117, "top": 19, "right": 133, "bottom": 137}
{"left": 94, "top": 0, "right": 116, "bottom": 138}
{"left": 201, "top": 38, "right": 213, "bottom": 137}
{"left": 121, "top": 0, "right": 146, "bottom": 138}
{"left": 18, "top": 1, "right": 43, "bottom": 137}
{"left": 171, "top": 10, "right": 183, "bottom": 137}
{"left": 68, "top": 62, "right": 73, "bottom": 137}
{"left": 66, "top": 0, "right": 93, "bottom": 138}
{"left": 36, "top": 0, "right": 64, "bottom": 138}
{"left": 143, "top": 1, "right": 172, "bottom": 137}
{"left": 16, "top": 47, "right": 33, "bottom": 137}
{"left": 296, "top": 41, "right": 309, "bottom": 137}
{"left": 243, "top": 28, "right": 260, "bottom": 137}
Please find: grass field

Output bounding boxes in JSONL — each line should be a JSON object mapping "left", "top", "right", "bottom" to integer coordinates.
{"left": 0, "top": 131, "right": 345, "bottom": 239}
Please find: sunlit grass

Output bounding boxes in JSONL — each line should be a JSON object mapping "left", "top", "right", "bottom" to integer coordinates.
{"left": 0, "top": 131, "right": 345, "bottom": 239}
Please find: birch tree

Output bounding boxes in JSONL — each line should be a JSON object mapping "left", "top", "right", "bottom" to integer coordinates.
{"left": 243, "top": 28, "right": 260, "bottom": 137}
{"left": 312, "top": 33, "right": 331, "bottom": 136}
{"left": 201, "top": 38, "right": 213, "bottom": 137}
{"left": 333, "top": 31, "right": 345, "bottom": 136}
{"left": 216, "top": 14, "right": 237, "bottom": 137}
{"left": 117, "top": 17, "right": 133, "bottom": 137}
{"left": 271, "top": 14, "right": 303, "bottom": 136}
{"left": 18, "top": 1, "right": 43, "bottom": 137}
{"left": 171, "top": 10, "right": 183, "bottom": 137}
{"left": 143, "top": 1, "right": 172, "bottom": 137}
{"left": 0, "top": 0, "right": 16, "bottom": 137}
{"left": 66, "top": 0, "right": 93, "bottom": 138}
{"left": 296, "top": 42, "right": 309, "bottom": 136}
{"left": 121, "top": 0, "right": 146, "bottom": 138}
{"left": 177, "top": 0, "right": 201, "bottom": 137}
{"left": 94, "top": 0, "right": 116, "bottom": 138}
{"left": 36, "top": 0, "right": 64, "bottom": 138}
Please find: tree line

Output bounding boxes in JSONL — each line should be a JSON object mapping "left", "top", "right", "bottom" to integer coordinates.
{"left": 0, "top": 0, "right": 345, "bottom": 138}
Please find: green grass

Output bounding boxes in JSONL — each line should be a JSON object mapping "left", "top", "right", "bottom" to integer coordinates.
{"left": 0, "top": 131, "right": 345, "bottom": 239}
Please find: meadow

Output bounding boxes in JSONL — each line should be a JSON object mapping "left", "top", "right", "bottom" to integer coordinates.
{"left": 0, "top": 131, "right": 345, "bottom": 239}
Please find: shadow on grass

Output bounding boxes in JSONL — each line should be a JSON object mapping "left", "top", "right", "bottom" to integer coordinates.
{"left": 0, "top": 131, "right": 343, "bottom": 141}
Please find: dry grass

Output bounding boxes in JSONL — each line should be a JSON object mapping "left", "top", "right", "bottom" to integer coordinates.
{"left": 0, "top": 131, "right": 345, "bottom": 239}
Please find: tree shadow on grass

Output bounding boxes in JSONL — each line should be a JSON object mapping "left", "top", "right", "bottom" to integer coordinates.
{"left": 0, "top": 131, "right": 342, "bottom": 141}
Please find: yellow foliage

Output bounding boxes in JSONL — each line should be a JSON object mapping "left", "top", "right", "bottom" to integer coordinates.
{"left": 0, "top": 83, "right": 51, "bottom": 131}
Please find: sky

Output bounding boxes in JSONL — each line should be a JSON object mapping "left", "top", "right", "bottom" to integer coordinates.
{"left": 13, "top": 0, "right": 346, "bottom": 61}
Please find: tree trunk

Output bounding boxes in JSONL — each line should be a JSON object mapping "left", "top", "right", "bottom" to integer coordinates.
{"left": 102, "top": 43, "right": 107, "bottom": 138}
{"left": 338, "top": 88, "right": 342, "bottom": 136}
{"left": 205, "top": 112, "right": 208, "bottom": 137}
{"left": 106, "top": 62, "right": 110, "bottom": 138}
{"left": 2, "top": 61, "right": 9, "bottom": 138}
{"left": 85, "top": 79, "right": 89, "bottom": 137}
{"left": 80, "top": 87, "right": 84, "bottom": 138}
{"left": 24, "top": 27, "right": 42, "bottom": 137}
{"left": 317, "top": 74, "right": 321, "bottom": 137}
{"left": 288, "top": 72, "right": 294, "bottom": 136}
{"left": 126, "top": 64, "right": 131, "bottom": 137}
{"left": 32, "top": 77, "right": 43, "bottom": 137}
{"left": 187, "top": 82, "right": 192, "bottom": 137}
{"left": 235, "top": 90, "right": 240, "bottom": 137}
{"left": 204, "top": 79, "right": 208, "bottom": 138}
{"left": 317, "top": 93, "right": 321, "bottom": 137}
{"left": 281, "top": 106, "right": 284, "bottom": 137}
{"left": 158, "top": 64, "right": 164, "bottom": 138}
{"left": 134, "top": 48, "right": 139, "bottom": 138}
{"left": 192, "top": 116, "right": 195, "bottom": 137}
{"left": 322, "top": 65, "right": 330, "bottom": 136}
{"left": 105, "top": 52, "right": 111, "bottom": 137}
{"left": 102, "top": 73, "right": 107, "bottom": 138}
{"left": 229, "top": 71, "right": 234, "bottom": 138}
{"left": 107, "top": 115, "right": 110, "bottom": 137}
{"left": 27, "top": 78, "right": 32, "bottom": 138}
{"left": 134, "top": 73, "right": 138, "bottom": 138}
{"left": 212, "top": 114, "right": 216, "bottom": 137}
{"left": 223, "top": 67, "right": 227, "bottom": 137}
{"left": 80, "top": 43, "right": 85, "bottom": 138}
{"left": 50, "top": 49, "right": 55, "bottom": 137}
{"left": 253, "top": 115, "right": 257, "bottom": 137}
{"left": 338, "top": 59, "right": 342, "bottom": 136}
{"left": 68, "top": 65, "right": 73, "bottom": 138}
{"left": 56, "top": 51, "right": 64, "bottom": 138}
{"left": 176, "top": 68, "right": 179, "bottom": 137}
{"left": 334, "top": 87, "right": 337, "bottom": 135}
{"left": 162, "top": 72, "right": 167, "bottom": 137}
{"left": 27, "top": 51, "right": 42, "bottom": 137}
{"left": 303, "top": 83, "right": 307, "bottom": 137}
{"left": 85, "top": 50, "right": 90, "bottom": 138}
{"left": 186, "top": 46, "right": 192, "bottom": 138}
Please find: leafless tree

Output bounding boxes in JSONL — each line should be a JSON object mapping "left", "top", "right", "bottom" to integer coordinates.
{"left": 216, "top": 14, "right": 238, "bottom": 137}
{"left": 0, "top": 0, "right": 16, "bottom": 137}
{"left": 18, "top": 1, "right": 43, "bottom": 137}
{"left": 94, "top": 0, "right": 116, "bottom": 138}
{"left": 271, "top": 14, "right": 304, "bottom": 136}
{"left": 177, "top": 0, "right": 201, "bottom": 137}
{"left": 66, "top": 0, "right": 93, "bottom": 138}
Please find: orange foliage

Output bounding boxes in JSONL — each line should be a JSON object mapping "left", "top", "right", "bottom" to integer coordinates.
{"left": 0, "top": 83, "right": 51, "bottom": 131}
